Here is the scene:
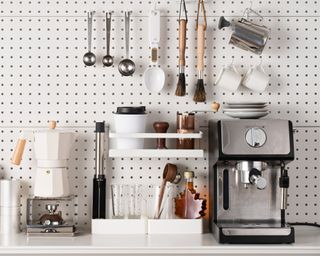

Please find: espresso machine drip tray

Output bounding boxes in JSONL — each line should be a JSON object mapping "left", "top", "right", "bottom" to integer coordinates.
{"left": 214, "top": 223, "right": 294, "bottom": 244}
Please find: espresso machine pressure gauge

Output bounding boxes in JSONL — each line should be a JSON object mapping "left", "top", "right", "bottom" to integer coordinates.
{"left": 245, "top": 127, "right": 267, "bottom": 148}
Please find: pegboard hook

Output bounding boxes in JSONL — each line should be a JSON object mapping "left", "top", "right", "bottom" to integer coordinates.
{"left": 153, "top": 0, "right": 157, "bottom": 11}
{"left": 179, "top": 0, "right": 188, "bottom": 23}
{"left": 196, "top": 0, "right": 207, "bottom": 30}
{"left": 243, "top": 2, "right": 263, "bottom": 21}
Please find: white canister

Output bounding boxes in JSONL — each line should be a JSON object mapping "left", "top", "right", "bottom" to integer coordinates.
{"left": 113, "top": 106, "right": 147, "bottom": 149}
{"left": 0, "top": 179, "right": 20, "bottom": 207}
{"left": 0, "top": 206, "right": 20, "bottom": 234}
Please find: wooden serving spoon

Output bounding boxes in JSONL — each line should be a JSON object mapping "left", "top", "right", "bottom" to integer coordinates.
{"left": 155, "top": 163, "right": 181, "bottom": 218}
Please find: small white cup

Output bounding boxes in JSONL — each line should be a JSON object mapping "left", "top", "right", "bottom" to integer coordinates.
{"left": 242, "top": 64, "right": 269, "bottom": 93}
{"left": 215, "top": 64, "right": 242, "bottom": 92}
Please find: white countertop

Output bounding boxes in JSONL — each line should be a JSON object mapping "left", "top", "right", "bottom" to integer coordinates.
{"left": 0, "top": 227, "right": 319, "bottom": 255}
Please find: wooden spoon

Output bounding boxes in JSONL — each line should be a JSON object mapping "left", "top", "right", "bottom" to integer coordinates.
{"left": 155, "top": 163, "right": 180, "bottom": 218}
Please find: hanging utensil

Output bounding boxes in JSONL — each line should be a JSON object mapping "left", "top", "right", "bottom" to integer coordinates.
{"left": 193, "top": 0, "right": 207, "bottom": 102}
{"left": 143, "top": 4, "right": 165, "bottom": 92}
{"left": 83, "top": 11, "right": 96, "bottom": 66}
{"left": 174, "top": 0, "right": 188, "bottom": 96}
{"left": 155, "top": 163, "right": 181, "bottom": 219}
{"left": 118, "top": 11, "right": 136, "bottom": 76}
{"left": 102, "top": 12, "right": 114, "bottom": 67}
{"left": 218, "top": 6, "right": 270, "bottom": 55}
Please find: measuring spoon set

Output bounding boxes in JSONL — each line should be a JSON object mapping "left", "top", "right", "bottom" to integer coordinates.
{"left": 83, "top": 11, "right": 135, "bottom": 77}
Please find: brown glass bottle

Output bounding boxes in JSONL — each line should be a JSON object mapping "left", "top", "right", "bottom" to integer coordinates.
{"left": 176, "top": 112, "right": 195, "bottom": 149}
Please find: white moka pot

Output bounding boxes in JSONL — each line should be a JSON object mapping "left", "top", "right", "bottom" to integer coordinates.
{"left": 12, "top": 121, "right": 76, "bottom": 198}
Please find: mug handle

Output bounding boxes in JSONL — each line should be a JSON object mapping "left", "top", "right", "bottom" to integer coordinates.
{"left": 257, "top": 63, "right": 266, "bottom": 74}
{"left": 230, "top": 64, "right": 240, "bottom": 74}
{"left": 215, "top": 67, "right": 226, "bottom": 85}
{"left": 242, "top": 66, "right": 254, "bottom": 85}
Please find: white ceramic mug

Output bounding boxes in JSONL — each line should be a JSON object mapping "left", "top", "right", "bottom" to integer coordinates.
{"left": 215, "top": 64, "right": 242, "bottom": 92}
{"left": 242, "top": 64, "right": 269, "bottom": 92}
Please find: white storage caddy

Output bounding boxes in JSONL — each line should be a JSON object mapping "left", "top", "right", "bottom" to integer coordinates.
{"left": 91, "top": 219, "right": 203, "bottom": 234}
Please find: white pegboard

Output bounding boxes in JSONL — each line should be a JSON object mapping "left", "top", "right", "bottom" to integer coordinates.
{"left": 0, "top": 0, "right": 318, "bottom": 229}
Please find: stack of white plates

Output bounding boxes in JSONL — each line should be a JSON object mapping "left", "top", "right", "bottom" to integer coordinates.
{"left": 223, "top": 102, "right": 269, "bottom": 119}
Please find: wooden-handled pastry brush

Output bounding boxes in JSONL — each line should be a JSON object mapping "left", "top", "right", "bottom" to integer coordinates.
{"left": 175, "top": 0, "right": 188, "bottom": 96}
{"left": 193, "top": 0, "right": 207, "bottom": 102}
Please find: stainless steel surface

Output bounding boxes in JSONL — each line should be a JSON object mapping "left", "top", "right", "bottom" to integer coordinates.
{"left": 281, "top": 187, "right": 288, "bottom": 210}
{"left": 216, "top": 163, "right": 281, "bottom": 222}
{"left": 240, "top": 169, "right": 250, "bottom": 184}
{"left": 95, "top": 132, "right": 105, "bottom": 176}
{"left": 237, "top": 161, "right": 264, "bottom": 184}
{"left": 118, "top": 11, "right": 135, "bottom": 76}
{"left": 220, "top": 119, "right": 291, "bottom": 156}
{"left": 230, "top": 18, "right": 269, "bottom": 55}
{"left": 46, "top": 204, "right": 59, "bottom": 214}
{"left": 221, "top": 227, "right": 292, "bottom": 236}
{"left": 102, "top": 12, "right": 113, "bottom": 67}
{"left": 83, "top": 11, "right": 96, "bottom": 66}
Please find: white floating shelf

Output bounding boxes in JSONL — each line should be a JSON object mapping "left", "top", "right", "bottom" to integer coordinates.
{"left": 109, "top": 131, "right": 203, "bottom": 139}
{"left": 109, "top": 149, "right": 204, "bottom": 158}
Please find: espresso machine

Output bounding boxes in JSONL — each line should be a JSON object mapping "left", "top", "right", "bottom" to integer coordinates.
{"left": 209, "top": 119, "right": 295, "bottom": 243}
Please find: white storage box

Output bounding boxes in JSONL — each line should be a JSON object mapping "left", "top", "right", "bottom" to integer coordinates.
{"left": 91, "top": 219, "right": 147, "bottom": 234}
{"left": 148, "top": 219, "right": 203, "bottom": 234}
{"left": 91, "top": 219, "right": 203, "bottom": 234}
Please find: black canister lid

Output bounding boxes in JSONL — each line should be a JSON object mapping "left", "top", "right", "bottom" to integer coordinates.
{"left": 95, "top": 121, "right": 105, "bottom": 133}
{"left": 116, "top": 106, "right": 146, "bottom": 114}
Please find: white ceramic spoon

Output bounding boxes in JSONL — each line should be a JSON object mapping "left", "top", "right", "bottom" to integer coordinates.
{"left": 143, "top": 4, "right": 165, "bottom": 92}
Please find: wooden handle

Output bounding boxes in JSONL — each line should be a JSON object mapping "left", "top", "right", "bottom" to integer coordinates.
{"left": 11, "top": 139, "right": 26, "bottom": 165}
{"left": 156, "top": 179, "right": 167, "bottom": 218}
{"left": 211, "top": 101, "right": 221, "bottom": 112}
{"left": 49, "top": 120, "right": 56, "bottom": 129}
{"left": 197, "top": 24, "right": 205, "bottom": 71}
{"left": 178, "top": 19, "right": 187, "bottom": 66}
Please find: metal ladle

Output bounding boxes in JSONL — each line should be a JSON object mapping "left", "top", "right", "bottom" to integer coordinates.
{"left": 118, "top": 11, "right": 135, "bottom": 76}
{"left": 83, "top": 11, "right": 96, "bottom": 66}
{"left": 102, "top": 12, "right": 113, "bottom": 67}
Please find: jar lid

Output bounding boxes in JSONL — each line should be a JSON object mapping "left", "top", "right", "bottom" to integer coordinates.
{"left": 184, "top": 171, "right": 194, "bottom": 179}
{"left": 177, "top": 111, "right": 195, "bottom": 116}
{"left": 116, "top": 106, "right": 146, "bottom": 114}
